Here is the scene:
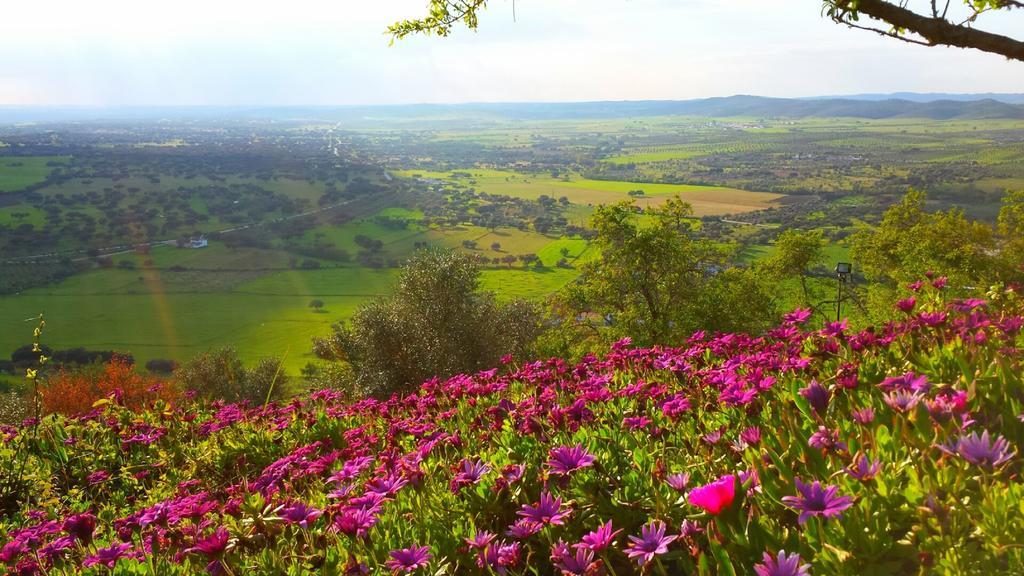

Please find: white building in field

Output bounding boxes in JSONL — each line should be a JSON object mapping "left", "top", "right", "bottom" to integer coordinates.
{"left": 188, "top": 236, "right": 208, "bottom": 249}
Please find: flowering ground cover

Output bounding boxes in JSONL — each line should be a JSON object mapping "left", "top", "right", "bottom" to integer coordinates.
{"left": 0, "top": 280, "right": 1022, "bottom": 574}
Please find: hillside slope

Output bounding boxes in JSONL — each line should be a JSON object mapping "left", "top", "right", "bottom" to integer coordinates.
{"left": 0, "top": 281, "right": 1022, "bottom": 575}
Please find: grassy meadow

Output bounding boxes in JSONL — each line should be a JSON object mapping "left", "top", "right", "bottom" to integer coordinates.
{"left": 0, "top": 156, "right": 68, "bottom": 192}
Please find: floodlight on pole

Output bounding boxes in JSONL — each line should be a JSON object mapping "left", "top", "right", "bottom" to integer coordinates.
{"left": 834, "top": 262, "right": 852, "bottom": 322}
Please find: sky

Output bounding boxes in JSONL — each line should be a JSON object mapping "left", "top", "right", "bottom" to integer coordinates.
{"left": 0, "top": 0, "right": 1021, "bottom": 106}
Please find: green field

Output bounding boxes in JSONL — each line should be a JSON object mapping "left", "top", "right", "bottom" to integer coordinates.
{"left": 0, "top": 156, "right": 67, "bottom": 192}
{"left": 0, "top": 226, "right": 594, "bottom": 373}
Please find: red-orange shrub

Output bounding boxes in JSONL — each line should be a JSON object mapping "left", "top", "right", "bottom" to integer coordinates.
{"left": 41, "top": 356, "right": 179, "bottom": 416}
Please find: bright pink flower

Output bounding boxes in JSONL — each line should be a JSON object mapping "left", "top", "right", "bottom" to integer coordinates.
{"left": 687, "top": 475, "right": 736, "bottom": 515}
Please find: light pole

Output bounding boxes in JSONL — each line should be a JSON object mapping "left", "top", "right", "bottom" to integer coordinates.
{"left": 834, "top": 262, "right": 852, "bottom": 322}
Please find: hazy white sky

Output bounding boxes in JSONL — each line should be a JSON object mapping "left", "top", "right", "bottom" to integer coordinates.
{"left": 0, "top": 0, "right": 1021, "bottom": 106}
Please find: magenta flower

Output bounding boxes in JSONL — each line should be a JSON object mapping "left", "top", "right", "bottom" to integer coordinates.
{"left": 687, "top": 475, "right": 736, "bottom": 515}
{"left": 63, "top": 512, "right": 97, "bottom": 544}
{"left": 783, "top": 308, "right": 812, "bottom": 324}
{"left": 625, "top": 521, "right": 677, "bottom": 566}
{"left": 83, "top": 543, "right": 136, "bottom": 569}
{"left": 754, "top": 550, "right": 811, "bottom": 576}
{"left": 575, "top": 520, "right": 622, "bottom": 552}
{"left": 281, "top": 502, "right": 322, "bottom": 529}
{"left": 895, "top": 297, "right": 916, "bottom": 313}
{"left": 782, "top": 479, "right": 854, "bottom": 524}
{"left": 546, "top": 445, "right": 596, "bottom": 476}
{"left": 385, "top": 545, "right": 431, "bottom": 573}
{"left": 517, "top": 492, "right": 571, "bottom": 525}
{"left": 186, "top": 527, "right": 231, "bottom": 558}
{"left": 623, "top": 415, "right": 652, "bottom": 430}
{"left": 940, "top": 430, "right": 1016, "bottom": 469}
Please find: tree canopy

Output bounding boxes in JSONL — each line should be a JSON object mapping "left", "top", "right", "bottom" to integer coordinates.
{"left": 390, "top": 0, "right": 1024, "bottom": 61}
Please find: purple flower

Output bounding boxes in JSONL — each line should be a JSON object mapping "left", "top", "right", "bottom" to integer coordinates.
{"left": 553, "top": 546, "right": 596, "bottom": 576}
{"left": 665, "top": 472, "right": 690, "bottom": 493}
{"left": 517, "top": 492, "right": 571, "bottom": 525}
{"left": 884, "top": 389, "right": 923, "bottom": 413}
{"left": 622, "top": 415, "right": 652, "bottom": 430}
{"left": 477, "top": 541, "right": 520, "bottom": 574}
{"left": 450, "top": 459, "right": 490, "bottom": 493}
{"left": 494, "top": 464, "right": 525, "bottom": 491}
{"left": 63, "top": 512, "right": 97, "bottom": 544}
{"left": 740, "top": 426, "right": 762, "bottom": 446}
{"left": 799, "top": 380, "right": 830, "bottom": 414}
{"left": 846, "top": 455, "right": 882, "bottom": 482}
{"left": 506, "top": 519, "right": 543, "bottom": 539}
{"left": 546, "top": 445, "right": 596, "bottom": 476}
{"left": 754, "top": 550, "right": 811, "bottom": 576}
{"left": 365, "top": 475, "right": 408, "bottom": 496}
{"left": 625, "top": 521, "right": 677, "bottom": 566}
{"left": 575, "top": 520, "right": 622, "bottom": 552}
{"left": 83, "top": 543, "right": 136, "bottom": 569}
{"left": 385, "top": 545, "right": 431, "bottom": 573}
{"left": 940, "top": 430, "right": 1016, "bottom": 469}
{"left": 332, "top": 507, "right": 378, "bottom": 539}
{"left": 783, "top": 309, "right": 812, "bottom": 324}
{"left": 39, "top": 535, "right": 76, "bottom": 562}
{"left": 281, "top": 502, "right": 323, "bottom": 529}
{"left": 808, "top": 426, "right": 845, "bottom": 453}
{"left": 464, "top": 531, "right": 496, "bottom": 550}
{"left": 782, "top": 479, "right": 854, "bottom": 524}
{"left": 186, "top": 527, "right": 231, "bottom": 559}
{"left": 851, "top": 407, "right": 875, "bottom": 425}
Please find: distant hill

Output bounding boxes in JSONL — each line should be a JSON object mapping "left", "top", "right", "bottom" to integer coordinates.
{"left": 2, "top": 94, "right": 1024, "bottom": 123}
{"left": 809, "top": 92, "right": 1024, "bottom": 104}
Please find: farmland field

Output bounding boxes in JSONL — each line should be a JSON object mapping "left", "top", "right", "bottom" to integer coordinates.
{"left": 398, "top": 168, "right": 783, "bottom": 216}
{"left": 3, "top": 110, "right": 1024, "bottom": 378}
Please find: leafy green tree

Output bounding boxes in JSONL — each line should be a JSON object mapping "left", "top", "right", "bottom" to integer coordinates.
{"left": 391, "top": 1, "right": 1024, "bottom": 60}
{"left": 313, "top": 249, "right": 542, "bottom": 397}
{"left": 852, "top": 189, "right": 996, "bottom": 287}
{"left": 997, "top": 189, "right": 1024, "bottom": 281}
{"left": 762, "top": 229, "right": 827, "bottom": 308}
{"left": 851, "top": 189, "right": 998, "bottom": 318}
{"left": 559, "top": 197, "right": 776, "bottom": 347}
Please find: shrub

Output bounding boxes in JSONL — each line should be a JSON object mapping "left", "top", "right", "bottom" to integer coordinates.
{"left": 41, "top": 356, "right": 178, "bottom": 416}
{"left": 144, "top": 358, "right": 179, "bottom": 374}
{"left": 314, "top": 249, "right": 543, "bottom": 396}
{"left": 175, "top": 347, "right": 288, "bottom": 404}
